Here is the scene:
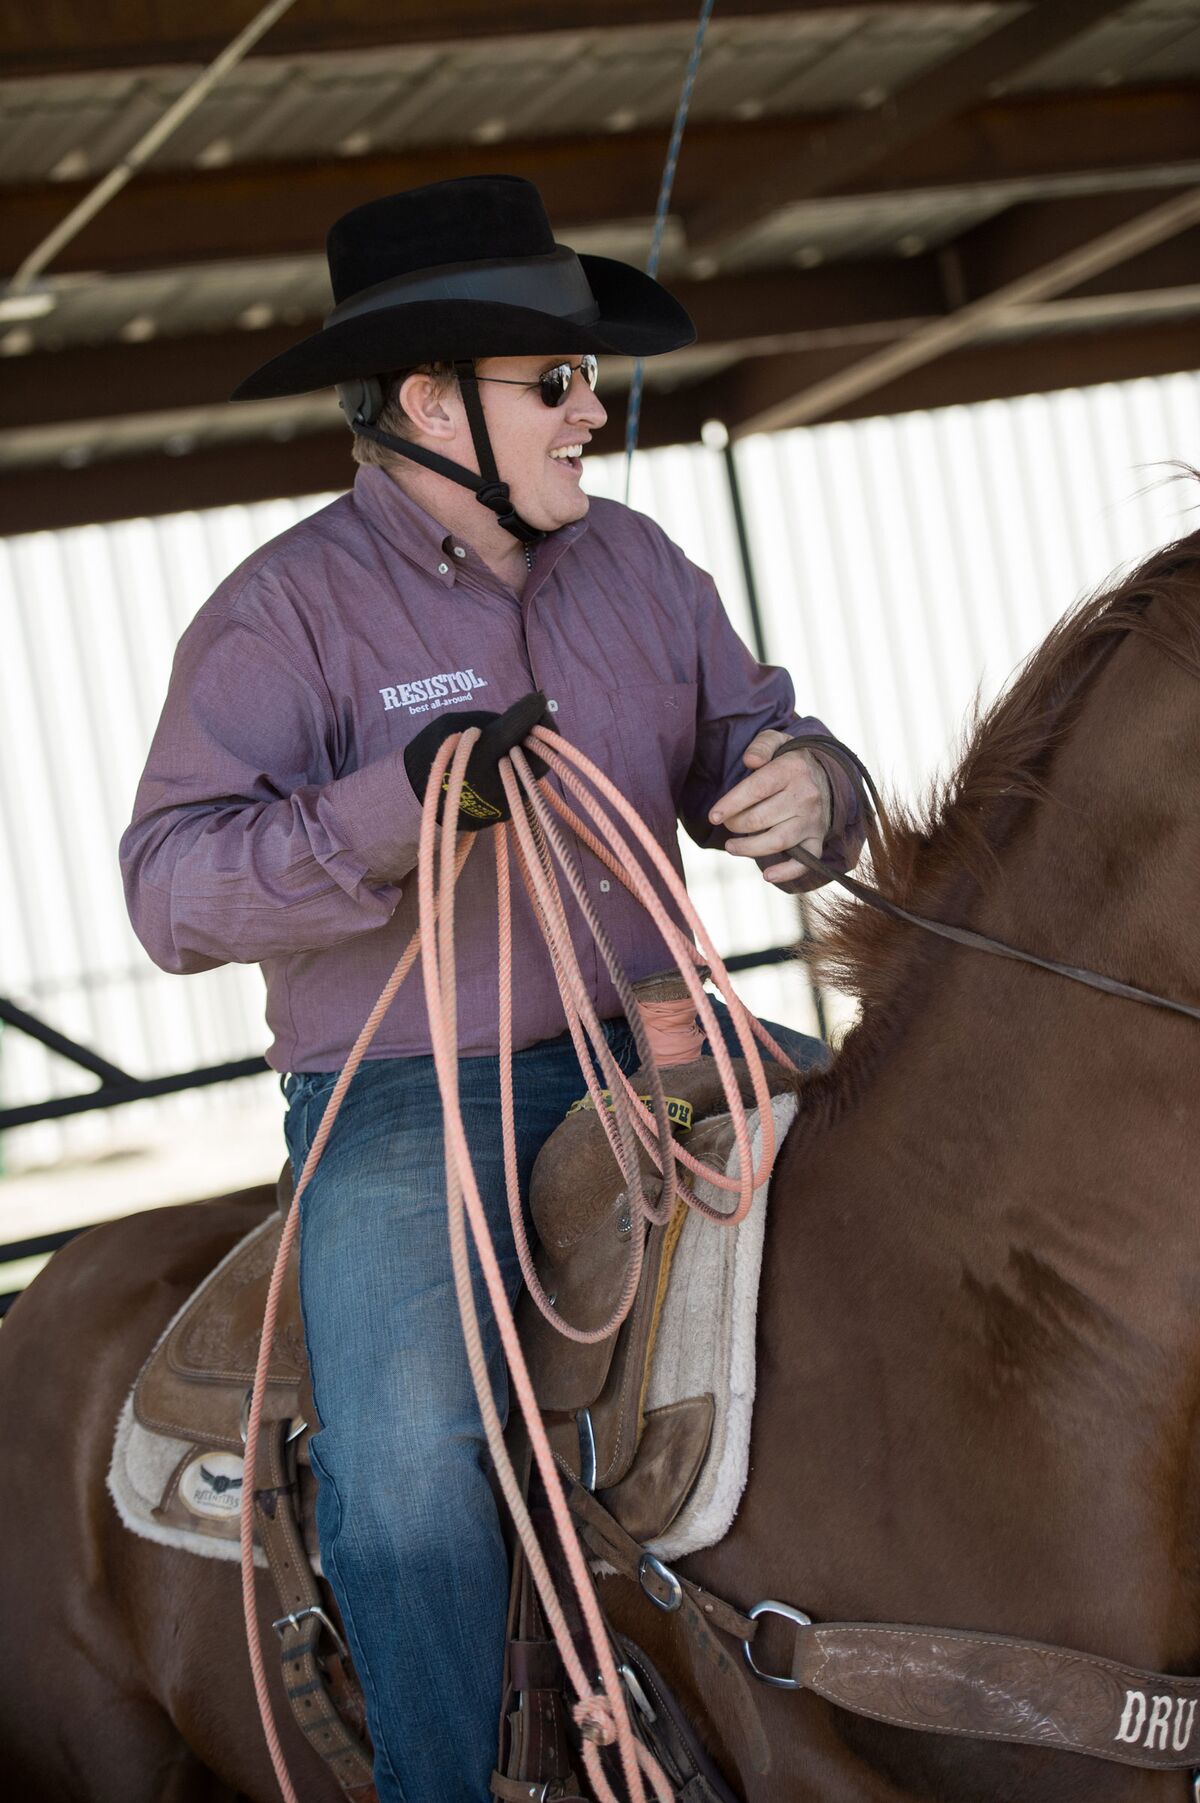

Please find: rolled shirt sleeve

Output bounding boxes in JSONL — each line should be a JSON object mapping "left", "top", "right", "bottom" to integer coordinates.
{"left": 120, "top": 615, "right": 423, "bottom": 973}
{"left": 676, "top": 568, "right": 864, "bottom": 891}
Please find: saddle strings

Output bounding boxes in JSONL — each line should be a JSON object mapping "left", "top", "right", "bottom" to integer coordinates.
{"left": 239, "top": 723, "right": 795, "bottom": 1803}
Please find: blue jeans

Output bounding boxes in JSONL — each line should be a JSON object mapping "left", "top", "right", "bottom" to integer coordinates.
{"left": 284, "top": 1004, "right": 825, "bottom": 1802}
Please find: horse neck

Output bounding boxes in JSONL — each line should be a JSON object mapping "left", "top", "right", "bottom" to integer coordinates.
{"left": 698, "top": 627, "right": 1200, "bottom": 1800}
{"left": 828, "top": 619, "right": 1200, "bottom": 1373}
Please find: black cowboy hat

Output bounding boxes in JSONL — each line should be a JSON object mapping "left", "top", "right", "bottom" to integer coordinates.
{"left": 231, "top": 174, "right": 695, "bottom": 401}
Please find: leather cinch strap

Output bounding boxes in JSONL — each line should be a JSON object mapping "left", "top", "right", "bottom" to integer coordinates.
{"left": 253, "top": 1419, "right": 377, "bottom": 1798}
{"left": 568, "top": 1482, "right": 1200, "bottom": 1777}
{"left": 791, "top": 1622, "right": 1200, "bottom": 1769}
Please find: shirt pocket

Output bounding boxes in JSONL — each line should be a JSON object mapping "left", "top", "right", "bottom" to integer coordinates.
{"left": 606, "top": 681, "right": 698, "bottom": 812}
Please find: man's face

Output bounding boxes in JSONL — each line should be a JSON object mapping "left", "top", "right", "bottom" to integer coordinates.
{"left": 464, "top": 354, "right": 608, "bottom": 532}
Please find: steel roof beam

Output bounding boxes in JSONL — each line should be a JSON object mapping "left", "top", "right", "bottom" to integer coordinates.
{"left": 5, "top": 3, "right": 1017, "bottom": 79}
{"left": 685, "top": 0, "right": 1136, "bottom": 255}
{"left": 0, "top": 260, "right": 945, "bottom": 430}
{"left": 609, "top": 313, "right": 1200, "bottom": 444}
{"left": 4, "top": 88, "right": 1198, "bottom": 281}
{"left": 716, "top": 185, "right": 1200, "bottom": 433}
{"left": 4, "top": 316, "right": 1198, "bottom": 536}
{"left": 8, "top": 224, "right": 1200, "bottom": 432}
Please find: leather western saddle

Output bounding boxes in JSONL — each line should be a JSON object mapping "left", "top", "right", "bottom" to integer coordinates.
{"left": 132, "top": 1051, "right": 789, "bottom": 1538}
{"left": 128, "top": 1039, "right": 790, "bottom": 1796}
{"left": 131, "top": 1171, "right": 378, "bottom": 1799}
{"left": 518, "top": 1054, "right": 792, "bottom": 1541}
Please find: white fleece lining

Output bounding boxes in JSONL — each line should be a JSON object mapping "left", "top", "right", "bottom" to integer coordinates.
{"left": 106, "top": 1387, "right": 270, "bottom": 1568}
{"left": 645, "top": 1092, "right": 797, "bottom": 1561}
{"left": 106, "top": 1213, "right": 293, "bottom": 1570}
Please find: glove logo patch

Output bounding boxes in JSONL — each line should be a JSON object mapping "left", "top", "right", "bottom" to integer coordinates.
{"left": 442, "top": 772, "right": 503, "bottom": 821}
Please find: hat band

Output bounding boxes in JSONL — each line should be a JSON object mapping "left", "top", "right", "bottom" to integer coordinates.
{"left": 324, "top": 247, "right": 600, "bottom": 331}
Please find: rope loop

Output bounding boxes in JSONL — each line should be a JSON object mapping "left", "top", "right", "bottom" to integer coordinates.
{"left": 574, "top": 1694, "right": 620, "bottom": 1746}
{"left": 242, "top": 719, "right": 790, "bottom": 1803}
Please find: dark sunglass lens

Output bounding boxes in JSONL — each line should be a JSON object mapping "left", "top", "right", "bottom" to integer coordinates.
{"left": 581, "top": 355, "right": 598, "bottom": 391}
{"left": 538, "top": 364, "right": 572, "bottom": 407}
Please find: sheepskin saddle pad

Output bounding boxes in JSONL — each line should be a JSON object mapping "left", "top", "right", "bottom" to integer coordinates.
{"left": 519, "top": 1055, "right": 798, "bottom": 1559}
{"left": 108, "top": 1206, "right": 320, "bottom": 1570}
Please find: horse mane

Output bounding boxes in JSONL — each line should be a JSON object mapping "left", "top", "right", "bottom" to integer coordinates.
{"left": 810, "top": 525, "right": 1200, "bottom": 1015}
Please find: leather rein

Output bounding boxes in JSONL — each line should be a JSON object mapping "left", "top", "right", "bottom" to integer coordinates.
{"left": 784, "top": 732, "right": 1200, "bottom": 1026}
{"left": 612, "top": 732, "right": 1200, "bottom": 1785}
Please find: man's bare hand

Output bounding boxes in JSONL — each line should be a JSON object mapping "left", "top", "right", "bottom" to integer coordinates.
{"left": 709, "top": 729, "right": 831, "bottom": 885}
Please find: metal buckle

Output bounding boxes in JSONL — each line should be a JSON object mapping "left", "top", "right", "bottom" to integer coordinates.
{"left": 240, "top": 1388, "right": 307, "bottom": 1448}
{"left": 637, "top": 1552, "right": 682, "bottom": 1613}
{"left": 619, "top": 1661, "right": 657, "bottom": 1724}
{"left": 272, "top": 1604, "right": 349, "bottom": 1661}
{"left": 576, "top": 1408, "right": 597, "bottom": 1491}
{"left": 742, "top": 1600, "right": 812, "bottom": 1688}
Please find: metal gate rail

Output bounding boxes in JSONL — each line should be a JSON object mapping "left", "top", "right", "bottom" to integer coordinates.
{"left": 0, "top": 944, "right": 803, "bottom": 1313}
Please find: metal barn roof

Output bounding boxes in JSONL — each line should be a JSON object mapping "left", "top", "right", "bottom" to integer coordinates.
{"left": 2, "top": 0, "right": 1199, "bottom": 530}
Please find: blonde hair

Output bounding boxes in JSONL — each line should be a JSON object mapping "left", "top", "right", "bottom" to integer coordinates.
{"left": 350, "top": 362, "right": 458, "bottom": 469}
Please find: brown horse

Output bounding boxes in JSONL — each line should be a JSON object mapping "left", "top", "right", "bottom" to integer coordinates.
{"left": 0, "top": 1185, "right": 343, "bottom": 1803}
{"left": 4, "top": 530, "right": 1200, "bottom": 1802}
{"left": 603, "top": 527, "right": 1200, "bottom": 1802}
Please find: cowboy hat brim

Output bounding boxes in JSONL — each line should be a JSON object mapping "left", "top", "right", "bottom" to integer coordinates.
{"left": 231, "top": 255, "right": 695, "bottom": 401}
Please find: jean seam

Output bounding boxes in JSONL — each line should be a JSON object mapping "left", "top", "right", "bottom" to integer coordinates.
{"left": 289, "top": 1034, "right": 697, "bottom": 1799}
{"left": 298, "top": 1168, "right": 411, "bottom": 1801}
{"left": 308, "top": 1442, "right": 410, "bottom": 1801}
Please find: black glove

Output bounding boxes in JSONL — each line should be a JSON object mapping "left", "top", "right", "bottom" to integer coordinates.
{"left": 403, "top": 692, "right": 552, "bottom": 831}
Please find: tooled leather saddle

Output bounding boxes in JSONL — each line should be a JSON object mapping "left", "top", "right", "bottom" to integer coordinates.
{"left": 133, "top": 1048, "right": 790, "bottom": 1541}
{"left": 518, "top": 1054, "right": 792, "bottom": 1541}
{"left": 127, "top": 1049, "right": 788, "bottom": 1800}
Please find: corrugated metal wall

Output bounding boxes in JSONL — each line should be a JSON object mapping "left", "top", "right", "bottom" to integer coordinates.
{"left": 592, "top": 370, "right": 1200, "bottom": 1034}
{"left": 3, "top": 370, "right": 1198, "bottom": 1174}
{"left": 1, "top": 497, "right": 329, "bottom": 1171}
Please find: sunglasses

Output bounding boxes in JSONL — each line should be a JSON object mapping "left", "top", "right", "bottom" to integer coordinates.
{"left": 473, "top": 355, "right": 599, "bottom": 409}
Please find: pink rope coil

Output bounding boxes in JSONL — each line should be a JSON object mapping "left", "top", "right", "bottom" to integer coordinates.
{"left": 239, "top": 719, "right": 792, "bottom": 1803}
{"left": 420, "top": 732, "right": 661, "bottom": 1803}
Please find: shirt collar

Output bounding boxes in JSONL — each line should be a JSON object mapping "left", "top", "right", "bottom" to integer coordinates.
{"left": 352, "top": 463, "right": 589, "bottom": 592}
{"left": 353, "top": 465, "right": 460, "bottom": 586}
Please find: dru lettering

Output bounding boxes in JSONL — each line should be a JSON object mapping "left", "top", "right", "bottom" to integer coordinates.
{"left": 1115, "top": 1690, "right": 1197, "bottom": 1753}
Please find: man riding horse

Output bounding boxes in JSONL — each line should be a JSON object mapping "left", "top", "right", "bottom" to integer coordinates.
{"left": 120, "top": 174, "right": 864, "bottom": 1801}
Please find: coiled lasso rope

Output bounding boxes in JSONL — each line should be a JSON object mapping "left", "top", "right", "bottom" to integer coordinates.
{"left": 240, "top": 722, "right": 796, "bottom": 1802}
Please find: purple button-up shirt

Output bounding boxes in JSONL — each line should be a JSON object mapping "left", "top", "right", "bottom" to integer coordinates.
{"left": 120, "top": 466, "right": 861, "bottom": 1069}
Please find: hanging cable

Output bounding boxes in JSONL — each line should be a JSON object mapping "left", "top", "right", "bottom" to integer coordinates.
{"left": 9, "top": 0, "right": 297, "bottom": 296}
{"left": 623, "top": 0, "right": 716, "bottom": 501}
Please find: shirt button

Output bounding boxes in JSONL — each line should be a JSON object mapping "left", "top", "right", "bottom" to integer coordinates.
{"left": 437, "top": 561, "right": 449, "bottom": 575}
{"left": 599, "top": 879, "right": 611, "bottom": 893}
{"left": 452, "top": 546, "right": 467, "bottom": 559}
{"left": 546, "top": 699, "right": 559, "bottom": 713}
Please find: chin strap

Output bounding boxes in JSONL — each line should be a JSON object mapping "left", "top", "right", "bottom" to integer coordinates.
{"left": 348, "top": 359, "right": 547, "bottom": 546}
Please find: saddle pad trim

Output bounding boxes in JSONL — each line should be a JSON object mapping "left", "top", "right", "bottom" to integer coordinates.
{"left": 107, "top": 1390, "right": 269, "bottom": 1570}
{"left": 646, "top": 1092, "right": 798, "bottom": 1562}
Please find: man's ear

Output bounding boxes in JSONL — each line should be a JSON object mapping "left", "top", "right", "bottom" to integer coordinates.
{"left": 398, "top": 371, "right": 455, "bottom": 439}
